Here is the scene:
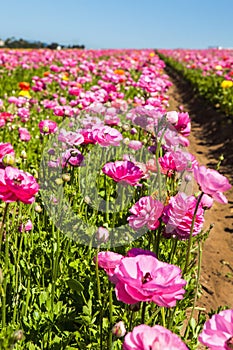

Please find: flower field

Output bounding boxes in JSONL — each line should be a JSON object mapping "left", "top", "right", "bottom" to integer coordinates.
{"left": 158, "top": 49, "right": 233, "bottom": 116}
{"left": 0, "top": 48, "right": 232, "bottom": 349}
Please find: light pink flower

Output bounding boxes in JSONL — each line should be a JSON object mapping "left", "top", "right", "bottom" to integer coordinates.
{"left": 97, "top": 251, "right": 123, "bottom": 277}
{"left": 18, "top": 127, "right": 31, "bottom": 141}
{"left": 92, "top": 125, "right": 123, "bottom": 147}
{"left": 114, "top": 255, "right": 186, "bottom": 307}
{"left": 194, "top": 165, "right": 231, "bottom": 204}
{"left": 102, "top": 160, "right": 144, "bottom": 186}
{"left": 38, "top": 120, "right": 58, "bottom": 135}
{"left": 112, "top": 321, "right": 126, "bottom": 337}
{"left": 0, "top": 166, "right": 39, "bottom": 204}
{"left": 162, "top": 192, "right": 204, "bottom": 240}
{"left": 58, "top": 129, "right": 84, "bottom": 146}
{"left": 128, "top": 196, "right": 164, "bottom": 230}
{"left": 19, "top": 219, "right": 33, "bottom": 232}
{"left": 128, "top": 140, "right": 143, "bottom": 151}
{"left": 198, "top": 309, "right": 233, "bottom": 350}
{"left": 123, "top": 324, "right": 188, "bottom": 350}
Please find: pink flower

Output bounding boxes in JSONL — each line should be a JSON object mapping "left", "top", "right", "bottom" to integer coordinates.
{"left": 112, "top": 321, "right": 126, "bottom": 337}
{"left": 128, "top": 196, "right": 164, "bottom": 230}
{"left": 58, "top": 129, "right": 84, "bottom": 146}
{"left": 128, "top": 140, "right": 143, "bottom": 151}
{"left": 61, "top": 149, "right": 84, "bottom": 167}
{"left": 198, "top": 309, "right": 233, "bottom": 350}
{"left": 19, "top": 219, "right": 33, "bottom": 232}
{"left": 18, "top": 127, "right": 31, "bottom": 141}
{"left": 159, "top": 150, "right": 197, "bottom": 176}
{"left": 97, "top": 251, "right": 123, "bottom": 277}
{"left": 0, "top": 166, "right": 39, "bottom": 204}
{"left": 126, "top": 247, "right": 156, "bottom": 258}
{"left": 194, "top": 165, "right": 231, "bottom": 204}
{"left": 102, "top": 160, "right": 144, "bottom": 186}
{"left": 114, "top": 255, "right": 186, "bottom": 306}
{"left": 38, "top": 120, "right": 58, "bottom": 135}
{"left": 123, "top": 324, "right": 188, "bottom": 350}
{"left": 92, "top": 125, "right": 123, "bottom": 147}
{"left": 0, "top": 143, "right": 15, "bottom": 167}
{"left": 162, "top": 192, "right": 204, "bottom": 240}
{"left": 175, "top": 112, "right": 191, "bottom": 137}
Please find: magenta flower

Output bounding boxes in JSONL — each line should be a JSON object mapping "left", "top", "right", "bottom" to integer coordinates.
{"left": 92, "top": 125, "right": 123, "bottom": 146}
{"left": 198, "top": 309, "right": 233, "bottom": 350}
{"left": 128, "top": 196, "right": 164, "bottom": 230}
{"left": 38, "top": 120, "right": 58, "bottom": 135}
{"left": 102, "top": 160, "right": 144, "bottom": 186}
{"left": 0, "top": 166, "right": 39, "bottom": 204}
{"left": 97, "top": 251, "right": 123, "bottom": 277}
{"left": 123, "top": 324, "right": 188, "bottom": 350}
{"left": 194, "top": 165, "right": 231, "bottom": 204}
{"left": 126, "top": 247, "right": 156, "bottom": 258}
{"left": 61, "top": 149, "right": 84, "bottom": 167}
{"left": 162, "top": 192, "right": 204, "bottom": 240}
{"left": 0, "top": 143, "right": 15, "bottom": 167}
{"left": 18, "top": 127, "right": 31, "bottom": 141}
{"left": 114, "top": 254, "right": 186, "bottom": 307}
{"left": 19, "top": 219, "right": 33, "bottom": 232}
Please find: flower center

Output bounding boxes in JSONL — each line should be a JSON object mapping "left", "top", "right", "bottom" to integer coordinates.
{"left": 13, "top": 176, "right": 22, "bottom": 185}
{"left": 226, "top": 337, "right": 233, "bottom": 349}
{"left": 142, "top": 272, "right": 152, "bottom": 284}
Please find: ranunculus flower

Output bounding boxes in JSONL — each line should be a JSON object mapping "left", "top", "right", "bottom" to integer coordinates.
{"left": 114, "top": 254, "right": 186, "bottom": 307}
{"left": 61, "top": 149, "right": 84, "bottom": 167}
{"left": 96, "top": 251, "right": 123, "bottom": 277}
{"left": 19, "top": 219, "right": 33, "bottom": 232}
{"left": 38, "top": 120, "right": 58, "bottom": 135}
{"left": 198, "top": 309, "right": 233, "bottom": 350}
{"left": 194, "top": 165, "right": 231, "bottom": 204}
{"left": 126, "top": 247, "right": 156, "bottom": 258}
{"left": 0, "top": 143, "right": 15, "bottom": 167}
{"left": 128, "top": 196, "right": 164, "bottom": 230}
{"left": 127, "top": 140, "right": 143, "bottom": 151}
{"left": 162, "top": 192, "right": 204, "bottom": 240}
{"left": 92, "top": 125, "right": 123, "bottom": 147}
{"left": 18, "top": 127, "right": 31, "bottom": 141}
{"left": 123, "top": 324, "right": 188, "bottom": 350}
{"left": 58, "top": 129, "right": 84, "bottom": 146}
{"left": 102, "top": 160, "right": 144, "bottom": 186}
{"left": 0, "top": 166, "right": 39, "bottom": 204}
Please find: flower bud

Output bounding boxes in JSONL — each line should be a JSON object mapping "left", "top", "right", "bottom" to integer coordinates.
{"left": 62, "top": 173, "right": 71, "bottom": 182}
{"left": 35, "top": 204, "right": 42, "bottom": 213}
{"left": 55, "top": 178, "right": 63, "bottom": 185}
{"left": 112, "top": 321, "right": 126, "bottom": 337}
{"left": 2, "top": 154, "right": 15, "bottom": 166}
{"left": 96, "top": 226, "right": 109, "bottom": 243}
{"left": 20, "top": 150, "right": 27, "bottom": 159}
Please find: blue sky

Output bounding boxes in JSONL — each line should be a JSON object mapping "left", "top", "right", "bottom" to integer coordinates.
{"left": 1, "top": 0, "right": 233, "bottom": 49}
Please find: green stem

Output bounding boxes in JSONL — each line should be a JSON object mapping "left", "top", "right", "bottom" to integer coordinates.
{"left": 161, "top": 307, "right": 166, "bottom": 327}
{"left": 95, "top": 248, "right": 103, "bottom": 350}
{"left": 183, "top": 192, "right": 204, "bottom": 275}
{"left": 141, "top": 302, "right": 147, "bottom": 324}
{"left": 108, "top": 282, "right": 113, "bottom": 349}
{"left": 0, "top": 203, "right": 9, "bottom": 252}
{"left": 184, "top": 239, "right": 203, "bottom": 340}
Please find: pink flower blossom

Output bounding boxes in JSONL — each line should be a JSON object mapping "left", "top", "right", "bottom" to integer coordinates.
{"left": 198, "top": 309, "right": 233, "bottom": 350}
{"left": 58, "top": 129, "right": 84, "bottom": 146}
{"left": 97, "top": 251, "right": 123, "bottom": 277}
{"left": 194, "top": 165, "right": 231, "bottom": 204}
{"left": 114, "top": 254, "right": 186, "bottom": 306}
{"left": 38, "top": 120, "right": 58, "bottom": 135}
{"left": 162, "top": 192, "right": 204, "bottom": 240}
{"left": 126, "top": 247, "right": 156, "bottom": 258}
{"left": 61, "top": 149, "right": 84, "bottom": 167}
{"left": 0, "top": 166, "right": 39, "bottom": 204}
{"left": 128, "top": 140, "right": 143, "bottom": 150}
{"left": 19, "top": 219, "right": 33, "bottom": 232}
{"left": 18, "top": 127, "right": 31, "bottom": 141}
{"left": 92, "top": 125, "right": 123, "bottom": 147}
{"left": 102, "top": 160, "right": 144, "bottom": 186}
{"left": 123, "top": 324, "right": 188, "bottom": 350}
{"left": 128, "top": 196, "right": 164, "bottom": 230}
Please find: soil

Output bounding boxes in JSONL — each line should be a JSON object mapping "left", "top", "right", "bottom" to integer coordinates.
{"left": 165, "top": 66, "right": 233, "bottom": 314}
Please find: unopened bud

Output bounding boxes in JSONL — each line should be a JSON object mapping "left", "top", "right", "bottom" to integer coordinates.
{"left": 96, "top": 226, "right": 109, "bottom": 243}
{"left": 35, "top": 204, "right": 42, "bottom": 213}
{"left": 20, "top": 150, "right": 27, "bottom": 159}
{"left": 62, "top": 173, "right": 71, "bottom": 182}
{"left": 2, "top": 154, "right": 15, "bottom": 166}
{"left": 12, "top": 329, "right": 24, "bottom": 342}
{"left": 112, "top": 321, "right": 126, "bottom": 337}
{"left": 55, "top": 178, "right": 63, "bottom": 185}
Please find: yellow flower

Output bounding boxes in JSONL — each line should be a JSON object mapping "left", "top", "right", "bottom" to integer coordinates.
{"left": 149, "top": 52, "right": 155, "bottom": 57}
{"left": 221, "top": 80, "right": 233, "bottom": 89}
{"left": 18, "top": 90, "right": 31, "bottom": 98}
{"left": 215, "top": 65, "right": 223, "bottom": 70}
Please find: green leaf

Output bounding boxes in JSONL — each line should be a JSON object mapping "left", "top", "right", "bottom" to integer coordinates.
{"left": 67, "top": 278, "right": 84, "bottom": 293}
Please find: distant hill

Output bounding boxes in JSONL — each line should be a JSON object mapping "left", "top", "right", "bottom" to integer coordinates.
{"left": 1, "top": 37, "right": 85, "bottom": 49}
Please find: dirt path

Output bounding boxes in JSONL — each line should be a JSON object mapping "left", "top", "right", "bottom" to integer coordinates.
{"left": 165, "top": 66, "right": 233, "bottom": 313}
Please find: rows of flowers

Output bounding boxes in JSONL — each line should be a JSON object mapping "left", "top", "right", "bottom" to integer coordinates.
{"left": 0, "top": 48, "right": 232, "bottom": 349}
{"left": 158, "top": 48, "right": 233, "bottom": 116}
